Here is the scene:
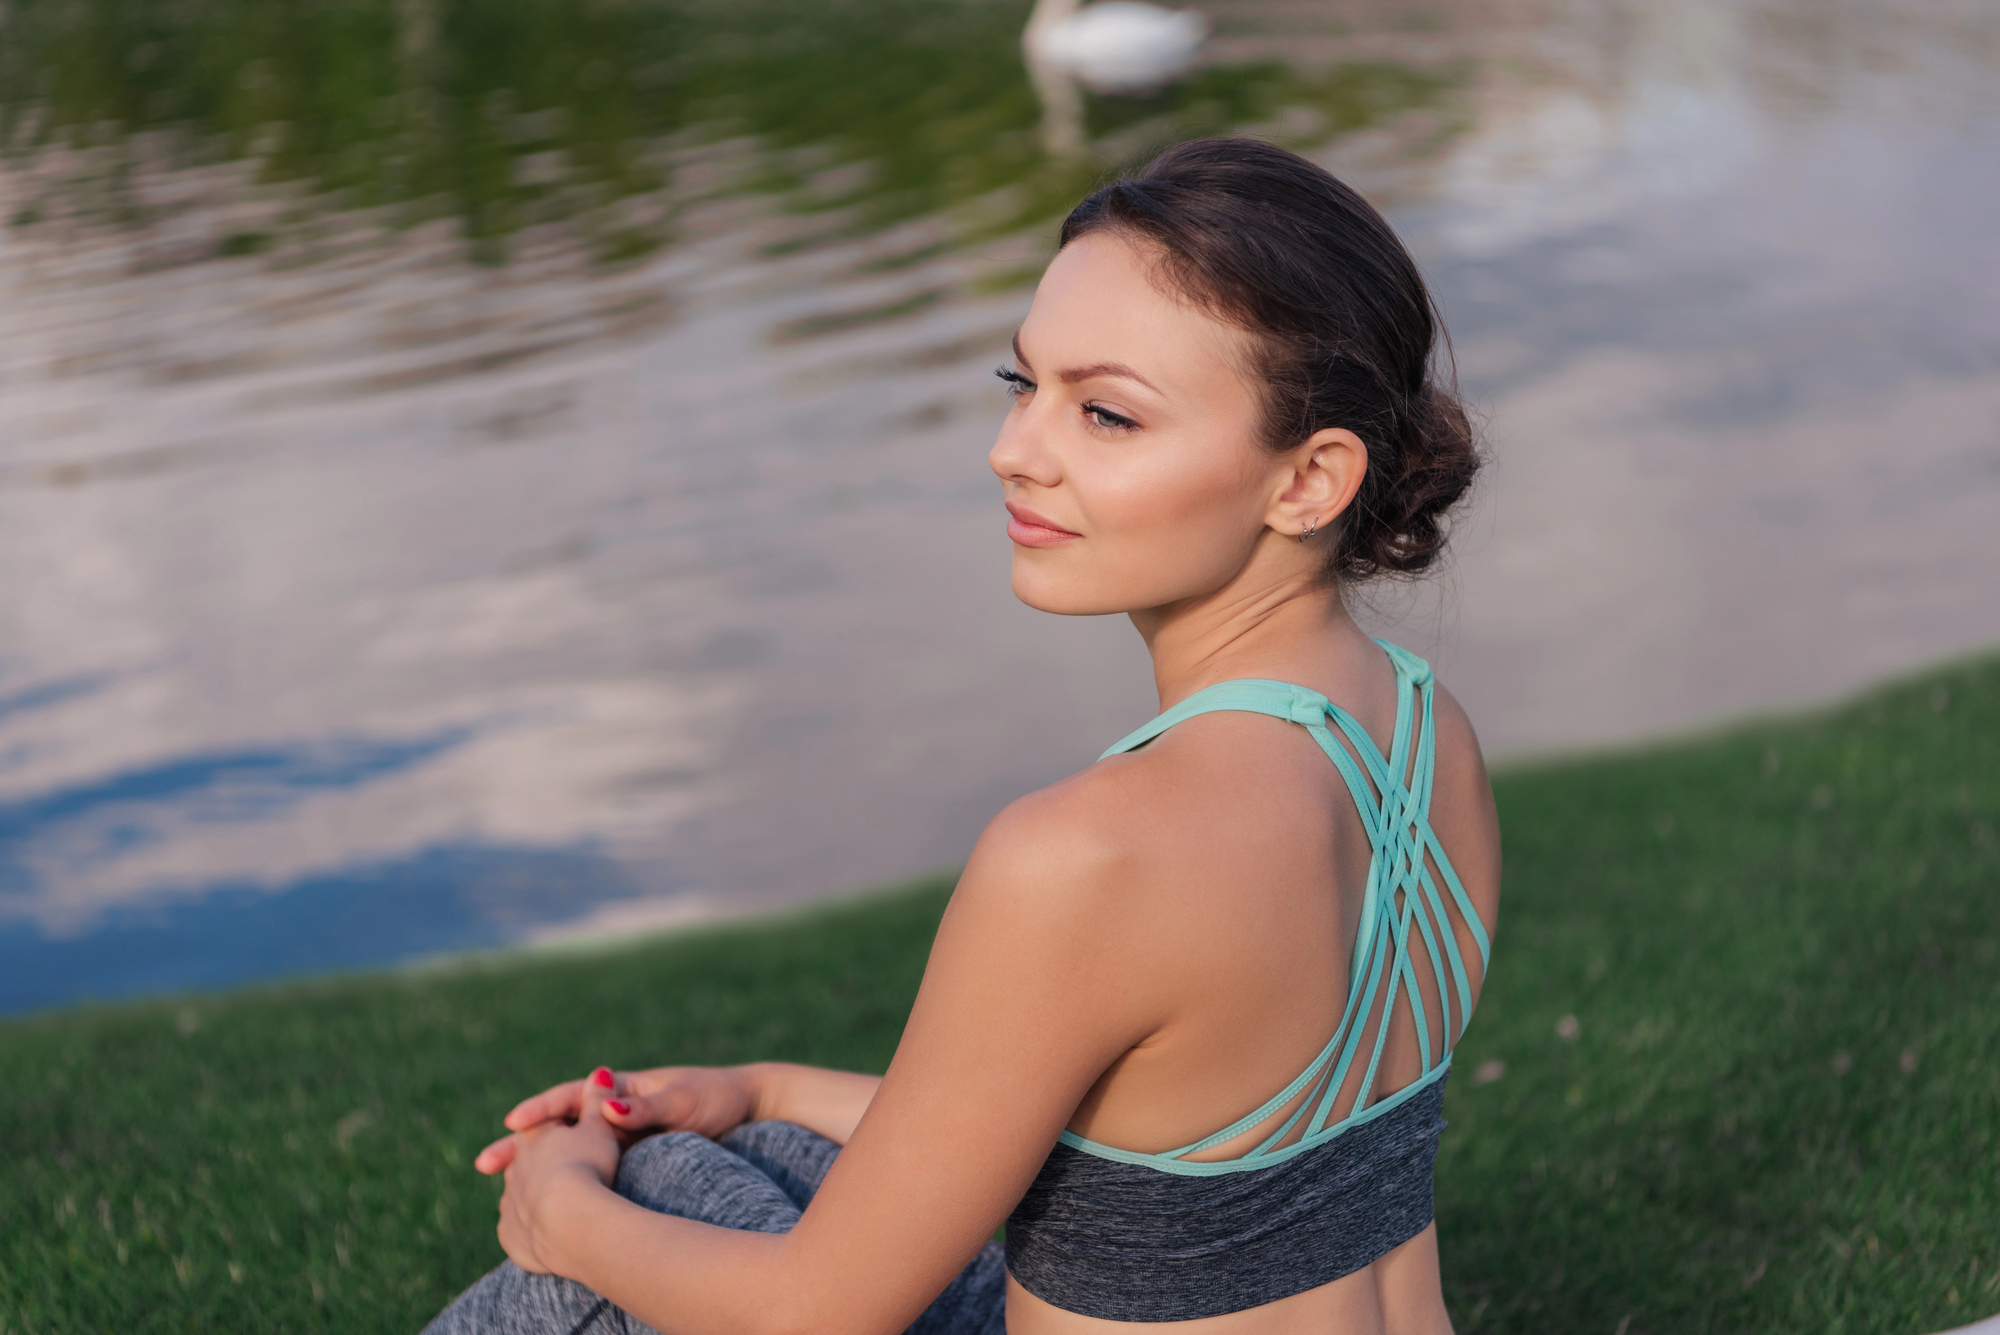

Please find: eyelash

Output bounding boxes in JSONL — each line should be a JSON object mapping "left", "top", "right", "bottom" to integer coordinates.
{"left": 993, "top": 367, "right": 1139, "bottom": 432}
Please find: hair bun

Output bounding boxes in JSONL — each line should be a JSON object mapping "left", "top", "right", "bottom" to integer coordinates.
{"left": 1352, "top": 383, "right": 1479, "bottom": 579}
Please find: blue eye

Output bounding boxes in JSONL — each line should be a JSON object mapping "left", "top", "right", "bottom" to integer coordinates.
{"left": 995, "top": 367, "right": 1035, "bottom": 397}
{"left": 1083, "top": 403, "right": 1137, "bottom": 430}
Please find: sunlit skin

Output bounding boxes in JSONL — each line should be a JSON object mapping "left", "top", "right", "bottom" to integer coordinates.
{"left": 471, "top": 231, "right": 1501, "bottom": 1335}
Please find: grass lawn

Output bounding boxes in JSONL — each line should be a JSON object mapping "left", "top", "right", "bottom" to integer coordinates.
{"left": 3, "top": 653, "right": 1996, "bottom": 1334}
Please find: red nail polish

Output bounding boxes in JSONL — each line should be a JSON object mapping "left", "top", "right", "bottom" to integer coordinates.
{"left": 607, "top": 1100, "right": 630, "bottom": 1116}
{"left": 591, "top": 1067, "right": 614, "bottom": 1089}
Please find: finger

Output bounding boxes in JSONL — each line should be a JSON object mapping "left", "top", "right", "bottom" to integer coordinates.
{"left": 474, "top": 1134, "right": 518, "bottom": 1175}
{"left": 504, "top": 1079, "right": 586, "bottom": 1132}
{"left": 577, "top": 1066, "right": 615, "bottom": 1118}
{"left": 599, "top": 1084, "right": 696, "bottom": 1133}
{"left": 504, "top": 1079, "right": 586, "bottom": 1130}
{"left": 508, "top": 1066, "right": 615, "bottom": 1128}
{"left": 577, "top": 1066, "right": 630, "bottom": 1138}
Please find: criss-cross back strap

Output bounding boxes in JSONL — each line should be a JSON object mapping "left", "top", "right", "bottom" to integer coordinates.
{"left": 1070, "top": 641, "right": 1492, "bottom": 1177}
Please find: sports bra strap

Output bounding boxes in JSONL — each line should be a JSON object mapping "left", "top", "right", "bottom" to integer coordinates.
{"left": 1065, "top": 640, "right": 1491, "bottom": 1177}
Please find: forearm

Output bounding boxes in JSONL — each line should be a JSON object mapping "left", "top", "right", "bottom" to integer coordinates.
{"left": 744, "top": 1062, "right": 882, "bottom": 1145}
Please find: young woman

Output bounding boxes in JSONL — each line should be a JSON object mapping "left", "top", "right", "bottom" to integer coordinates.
{"left": 427, "top": 137, "right": 1500, "bottom": 1335}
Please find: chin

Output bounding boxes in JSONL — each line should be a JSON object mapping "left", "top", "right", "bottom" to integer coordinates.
{"left": 1011, "top": 575, "right": 1101, "bottom": 617}
{"left": 1009, "top": 559, "right": 1153, "bottom": 617}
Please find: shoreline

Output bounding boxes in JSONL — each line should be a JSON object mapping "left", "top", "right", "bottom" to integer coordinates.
{"left": 7, "top": 642, "right": 1999, "bottom": 1025}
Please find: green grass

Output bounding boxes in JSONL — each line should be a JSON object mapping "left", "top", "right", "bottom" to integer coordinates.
{"left": 3, "top": 654, "right": 1996, "bottom": 1334}
{"left": 0, "top": 888, "right": 949, "bottom": 1333}
{"left": 1439, "top": 655, "right": 2000, "bottom": 1334}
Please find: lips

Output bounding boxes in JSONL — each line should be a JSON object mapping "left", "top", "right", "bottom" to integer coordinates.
{"left": 1005, "top": 502, "right": 1081, "bottom": 548}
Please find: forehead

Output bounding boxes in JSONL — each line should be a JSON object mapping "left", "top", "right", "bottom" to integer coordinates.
{"left": 1019, "top": 232, "right": 1251, "bottom": 382}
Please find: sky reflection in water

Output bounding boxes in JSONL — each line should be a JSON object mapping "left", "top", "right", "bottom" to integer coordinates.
{"left": 1, "top": 0, "right": 1996, "bottom": 1013}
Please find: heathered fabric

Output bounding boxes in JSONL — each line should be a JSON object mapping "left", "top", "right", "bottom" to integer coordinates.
{"left": 423, "top": 1121, "right": 1006, "bottom": 1335}
{"left": 1005, "top": 1073, "right": 1448, "bottom": 1321}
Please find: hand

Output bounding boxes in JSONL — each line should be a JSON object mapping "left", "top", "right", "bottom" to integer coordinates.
{"left": 495, "top": 1077, "right": 622, "bottom": 1275}
{"left": 475, "top": 1065, "right": 761, "bottom": 1175}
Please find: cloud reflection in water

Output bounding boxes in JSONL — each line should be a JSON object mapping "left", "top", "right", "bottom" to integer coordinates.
{"left": 1, "top": 0, "right": 1996, "bottom": 1012}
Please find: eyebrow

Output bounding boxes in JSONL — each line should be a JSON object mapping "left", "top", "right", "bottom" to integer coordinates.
{"left": 1012, "top": 333, "right": 1164, "bottom": 397}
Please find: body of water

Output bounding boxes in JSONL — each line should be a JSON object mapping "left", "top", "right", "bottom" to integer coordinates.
{"left": 3, "top": 0, "right": 1997, "bottom": 1013}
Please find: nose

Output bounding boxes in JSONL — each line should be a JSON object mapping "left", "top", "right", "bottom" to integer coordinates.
{"left": 989, "top": 397, "right": 1062, "bottom": 490}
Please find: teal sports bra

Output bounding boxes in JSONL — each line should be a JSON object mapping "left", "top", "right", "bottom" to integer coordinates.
{"left": 1059, "top": 639, "right": 1491, "bottom": 1176}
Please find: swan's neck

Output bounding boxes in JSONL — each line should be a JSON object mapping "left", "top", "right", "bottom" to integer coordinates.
{"left": 1025, "top": 0, "right": 1082, "bottom": 35}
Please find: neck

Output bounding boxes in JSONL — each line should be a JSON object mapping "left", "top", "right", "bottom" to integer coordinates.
{"left": 1130, "top": 558, "right": 1375, "bottom": 711}
{"left": 1024, "top": 0, "right": 1081, "bottom": 35}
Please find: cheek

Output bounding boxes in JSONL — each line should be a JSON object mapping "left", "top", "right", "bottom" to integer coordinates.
{"left": 1074, "top": 439, "right": 1267, "bottom": 593}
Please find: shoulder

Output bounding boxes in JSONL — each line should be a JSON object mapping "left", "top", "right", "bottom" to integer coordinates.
{"left": 918, "top": 752, "right": 1197, "bottom": 1043}
{"left": 939, "top": 714, "right": 1314, "bottom": 1027}
{"left": 1424, "top": 680, "right": 1502, "bottom": 913}
{"left": 955, "top": 749, "right": 1168, "bottom": 915}
{"left": 1427, "top": 680, "right": 1486, "bottom": 783}
{"left": 956, "top": 708, "right": 1324, "bottom": 920}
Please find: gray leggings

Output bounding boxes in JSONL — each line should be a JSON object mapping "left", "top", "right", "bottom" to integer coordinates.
{"left": 424, "top": 1122, "right": 1007, "bottom": 1335}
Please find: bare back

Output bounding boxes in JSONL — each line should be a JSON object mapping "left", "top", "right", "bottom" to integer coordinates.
{"left": 1005, "top": 637, "right": 1501, "bottom": 1335}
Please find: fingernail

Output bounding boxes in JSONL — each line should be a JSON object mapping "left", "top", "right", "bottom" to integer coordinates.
{"left": 606, "top": 1100, "right": 630, "bottom": 1116}
{"left": 591, "top": 1067, "right": 614, "bottom": 1089}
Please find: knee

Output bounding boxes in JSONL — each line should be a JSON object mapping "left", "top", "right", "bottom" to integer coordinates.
{"left": 719, "top": 1121, "right": 840, "bottom": 1211}
{"left": 611, "top": 1128, "right": 806, "bottom": 1233}
{"left": 720, "top": 1120, "right": 822, "bottom": 1159}
{"left": 613, "top": 1130, "right": 715, "bottom": 1200}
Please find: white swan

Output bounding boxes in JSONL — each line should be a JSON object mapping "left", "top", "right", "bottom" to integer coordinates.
{"left": 1024, "top": 0, "right": 1209, "bottom": 96}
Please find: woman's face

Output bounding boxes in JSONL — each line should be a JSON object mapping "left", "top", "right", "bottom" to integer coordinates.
{"left": 989, "top": 231, "right": 1310, "bottom": 618}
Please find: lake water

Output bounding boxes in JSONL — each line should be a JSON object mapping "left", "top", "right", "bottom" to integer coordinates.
{"left": 3, "top": 0, "right": 1997, "bottom": 1014}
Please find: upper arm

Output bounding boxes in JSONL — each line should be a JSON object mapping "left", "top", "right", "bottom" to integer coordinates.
{"left": 774, "top": 778, "right": 1165, "bottom": 1330}
{"left": 1427, "top": 683, "right": 1501, "bottom": 986}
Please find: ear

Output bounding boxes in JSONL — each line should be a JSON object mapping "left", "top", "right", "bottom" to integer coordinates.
{"left": 1266, "top": 427, "right": 1368, "bottom": 540}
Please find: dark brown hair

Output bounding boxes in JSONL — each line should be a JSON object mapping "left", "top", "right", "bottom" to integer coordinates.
{"left": 1058, "top": 138, "right": 1479, "bottom": 581}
